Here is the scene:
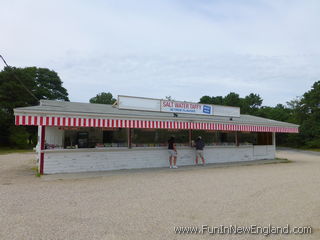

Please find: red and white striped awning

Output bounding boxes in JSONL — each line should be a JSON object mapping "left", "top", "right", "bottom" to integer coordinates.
{"left": 14, "top": 115, "right": 299, "bottom": 133}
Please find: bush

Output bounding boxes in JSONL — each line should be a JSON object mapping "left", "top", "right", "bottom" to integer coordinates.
{"left": 305, "top": 139, "right": 320, "bottom": 149}
{"left": 9, "top": 126, "right": 30, "bottom": 149}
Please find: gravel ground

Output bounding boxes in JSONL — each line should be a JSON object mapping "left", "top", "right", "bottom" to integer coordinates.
{"left": 0, "top": 149, "right": 319, "bottom": 240}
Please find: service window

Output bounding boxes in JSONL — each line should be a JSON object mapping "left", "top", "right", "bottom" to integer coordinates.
{"left": 103, "top": 128, "right": 127, "bottom": 147}
{"left": 192, "top": 130, "right": 217, "bottom": 146}
{"left": 257, "top": 132, "right": 273, "bottom": 145}
{"left": 238, "top": 132, "right": 257, "bottom": 145}
{"left": 132, "top": 129, "right": 189, "bottom": 147}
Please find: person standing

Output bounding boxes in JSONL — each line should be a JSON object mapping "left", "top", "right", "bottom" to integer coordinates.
{"left": 168, "top": 136, "right": 178, "bottom": 168}
{"left": 195, "top": 136, "right": 205, "bottom": 166}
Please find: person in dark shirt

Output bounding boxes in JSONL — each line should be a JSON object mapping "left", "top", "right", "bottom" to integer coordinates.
{"left": 195, "top": 136, "right": 205, "bottom": 166}
{"left": 168, "top": 136, "right": 178, "bottom": 168}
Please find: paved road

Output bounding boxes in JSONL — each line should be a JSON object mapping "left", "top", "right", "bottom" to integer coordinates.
{"left": 0, "top": 150, "right": 319, "bottom": 240}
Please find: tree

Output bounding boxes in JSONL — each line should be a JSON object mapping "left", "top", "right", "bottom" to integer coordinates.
{"left": 165, "top": 96, "right": 174, "bottom": 101}
{"left": 223, "top": 92, "right": 241, "bottom": 107}
{"left": 242, "top": 93, "right": 263, "bottom": 114}
{"left": 89, "top": 92, "right": 116, "bottom": 104}
{"left": 200, "top": 92, "right": 261, "bottom": 113}
{"left": 0, "top": 66, "right": 69, "bottom": 147}
{"left": 0, "top": 67, "right": 69, "bottom": 113}
{"left": 199, "top": 95, "right": 213, "bottom": 104}
{"left": 199, "top": 95, "right": 227, "bottom": 105}
{"left": 295, "top": 81, "right": 320, "bottom": 147}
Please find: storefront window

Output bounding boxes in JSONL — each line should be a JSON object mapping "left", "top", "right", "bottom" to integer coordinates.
{"left": 238, "top": 132, "right": 273, "bottom": 145}
{"left": 192, "top": 130, "right": 216, "bottom": 146}
{"left": 64, "top": 127, "right": 103, "bottom": 148}
{"left": 103, "top": 128, "right": 128, "bottom": 147}
{"left": 257, "top": 132, "right": 273, "bottom": 145}
{"left": 63, "top": 127, "right": 128, "bottom": 148}
{"left": 132, "top": 129, "right": 189, "bottom": 147}
{"left": 61, "top": 127, "right": 272, "bottom": 149}
{"left": 238, "top": 132, "right": 257, "bottom": 145}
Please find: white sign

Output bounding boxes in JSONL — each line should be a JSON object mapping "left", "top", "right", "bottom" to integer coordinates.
{"left": 118, "top": 96, "right": 160, "bottom": 112}
{"left": 213, "top": 105, "right": 240, "bottom": 117}
{"left": 117, "top": 95, "right": 240, "bottom": 117}
{"left": 161, "top": 100, "right": 213, "bottom": 115}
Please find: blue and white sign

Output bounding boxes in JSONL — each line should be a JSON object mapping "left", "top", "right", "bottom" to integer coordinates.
{"left": 161, "top": 100, "right": 213, "bottom": 115}
{"left": 202, "top": 105, "right": 212, "bottom": 114}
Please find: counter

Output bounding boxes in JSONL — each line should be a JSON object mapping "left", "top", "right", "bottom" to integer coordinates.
{"left": 42, "top": 144, "right": 275, "bottom": 174}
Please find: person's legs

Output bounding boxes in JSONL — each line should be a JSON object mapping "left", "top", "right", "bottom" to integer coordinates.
{"left": 171, "top": 151, "right": 178, "bottom": 168}
{"left": 195, "top": 155, "right": 199, "bottom": 165}
{"left": 169, "top": 156, "right": 173, "bottom": 167}
{"left": 200, "top": 151, "right": 205, "bottom": 165}
{"left": 173, "top": 156, "right": 177, "bottom": 167}
{"left": 201, "top": 156, "right": 205, "bottom": 165}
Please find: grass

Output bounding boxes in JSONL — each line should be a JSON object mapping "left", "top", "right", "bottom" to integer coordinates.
{"left": 304, "top": 149, "right": 320, "bottom": 152}
{"left": 0, "top": 147, "right": 34, "bottom": 155}
{"left": 296, "top": 147, "right": 320, "bottom": 152}
{"left": 275, "top": 157, "right": 291, "bottom": 163}
{"left": 31, "top": 166, "right": 41, "bottom": 177}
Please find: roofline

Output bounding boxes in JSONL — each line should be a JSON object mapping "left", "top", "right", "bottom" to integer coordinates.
{"left": 13, "top": 108, "right": 299, "bottom": 128}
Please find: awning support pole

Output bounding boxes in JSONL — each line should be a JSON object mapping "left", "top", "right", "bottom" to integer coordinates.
{"left": 189, "top": 129, "right": 192, "bottom": 147}
{"left": 39, "top": 126, "right": 46, "bottom": 175}
{"left": 235, "top": 131, "right": 239, "bottom": 147}
{"left": 128, "top": 128, "right": 132, "bottom": 149}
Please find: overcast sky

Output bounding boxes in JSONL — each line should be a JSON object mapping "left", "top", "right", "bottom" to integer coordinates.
{"left": 1, "top": 0, "right": 320, "bottom": 106}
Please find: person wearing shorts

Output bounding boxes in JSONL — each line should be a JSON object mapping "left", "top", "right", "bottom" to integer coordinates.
{"left": 195, "top": 136, "right": 205, "bottom": 166}
{"left": 168, "top": 136, "right": 178, "bottom": 168}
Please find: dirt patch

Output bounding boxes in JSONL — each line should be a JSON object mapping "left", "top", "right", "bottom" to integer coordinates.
{"left": 0, "top": 150, "right": 319, "bottom": 240}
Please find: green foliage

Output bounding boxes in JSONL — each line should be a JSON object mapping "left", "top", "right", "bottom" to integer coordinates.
{"left": 89, "top": 92, "right": 116, "bottom": 104}
{"left": 199, "top": 81, "right": 320, "bottom": 148}
{"left": 0, "top": 67, "right": 69, "bottom": 112}
{"left": 9, "top": 126, "right": 30, "bottom": 148}
{"left": 199, "top": 92, "right": 263, "bottom": 114}
{"left": 223, "top": 92, "right": 241, "bottom": 107}
{"left": 0, "top": 66, "right": 69, "bottom": 147}
{"left": 0, "top": 147, "right": 33, "bottom": 154}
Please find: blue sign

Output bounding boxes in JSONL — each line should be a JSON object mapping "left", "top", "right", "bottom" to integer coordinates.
{"left": 203, "top": 105, "right": 212, "bottom": 114}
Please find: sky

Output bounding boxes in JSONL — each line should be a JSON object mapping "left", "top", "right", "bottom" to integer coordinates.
{"left": 1, "top": 0, "right": 320, "bottom": 106}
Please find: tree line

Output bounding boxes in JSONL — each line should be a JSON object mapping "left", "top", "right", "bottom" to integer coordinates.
{"left": 0, "top": 66, "right": 319, "bottom": 148}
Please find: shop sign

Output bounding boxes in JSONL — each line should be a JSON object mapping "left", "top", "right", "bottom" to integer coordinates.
{"left": 161, "top": 100, "right": 213, "bottom": 115}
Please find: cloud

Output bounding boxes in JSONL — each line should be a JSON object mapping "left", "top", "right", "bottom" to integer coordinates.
{"left": 54, "top": 53, "right": 320, "bottom": 106}
{"left": 1, "top": 0, "right": 320, "bottom": 106}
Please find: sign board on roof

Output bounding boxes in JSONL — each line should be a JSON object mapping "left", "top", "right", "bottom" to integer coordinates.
{"left": 213, "top": 105, "right": 240, "bottom": 117}
{"left": 161, "top": 100, "right": 213, "bottom": 115}
{"left": 118, "top": 95, "right": 160, "bottom": 112}
{"left": 117, "top": 95, "right": 240, "bottom": 117}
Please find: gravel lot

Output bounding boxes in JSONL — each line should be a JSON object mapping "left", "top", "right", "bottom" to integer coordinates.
{"left": 0, "top": 149, "right": 319, "bottom": 240}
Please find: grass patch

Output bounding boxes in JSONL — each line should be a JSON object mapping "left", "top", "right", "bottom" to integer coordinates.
{"left": 304, "top": 148, "right": 320, "bottom": 152}
{"left": 31, "top": 166, "right": 41, "bottom": 177}
{"left": 0, "top": 147, "right": 34, "bottom": 155}
{"left": 275, "top": 157, "right": 291, "bottom": 163}
{"left": 293, "top": 147, "right": 320, "bottom": 152}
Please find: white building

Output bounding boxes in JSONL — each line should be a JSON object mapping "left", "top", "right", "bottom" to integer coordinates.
{"left": 14, "top": 96, "right": 299, "bottom": 174}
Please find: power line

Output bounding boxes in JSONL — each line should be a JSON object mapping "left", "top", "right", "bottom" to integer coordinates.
{"left": 0, "top": 54, "right": 39, "bottom": 102}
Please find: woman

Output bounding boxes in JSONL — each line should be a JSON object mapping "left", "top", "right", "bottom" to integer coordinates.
{"left": 168, "top": 136, "right": 178, "bottom": 168}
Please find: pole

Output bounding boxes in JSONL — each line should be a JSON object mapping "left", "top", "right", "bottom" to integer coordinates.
{"left": 127, "top": 128, "right": 132, "bottom": 148}
{"left": 39, "top": 126, "right": 46, "bottom": 175}
{"left": 189, "top": 129, "right": 192, "bottom": 147}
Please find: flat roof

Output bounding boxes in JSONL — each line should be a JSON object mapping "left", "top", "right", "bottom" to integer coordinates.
{"left": 14, "top": 100, "right": 299, "bottom": 128}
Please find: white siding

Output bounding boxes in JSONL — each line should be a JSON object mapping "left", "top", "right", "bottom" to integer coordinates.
{"left": 43, "top": 145, "right": 276, "bottom": 174}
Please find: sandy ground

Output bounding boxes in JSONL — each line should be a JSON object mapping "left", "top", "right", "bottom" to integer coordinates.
{"left": 0, "top": 149, "right": 319, "bottom": 240}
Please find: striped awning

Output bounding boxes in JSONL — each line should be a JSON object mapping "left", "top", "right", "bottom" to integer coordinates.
{"left": 14, "top": 115, "right": 299, "bottom": 133}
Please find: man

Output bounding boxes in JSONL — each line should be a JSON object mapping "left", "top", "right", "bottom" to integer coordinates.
{"left": 168, "top": 136, "right": 178, "bottom": 169}
{"left": 195, "top": 136, "right": 205, "bottom": 166}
